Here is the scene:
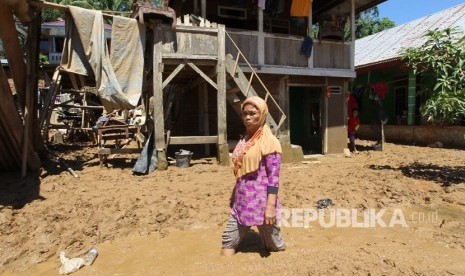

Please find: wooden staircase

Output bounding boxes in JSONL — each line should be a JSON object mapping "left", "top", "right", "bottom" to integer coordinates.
{"left": 224, "top": 32, "right": 286, "bottom": 135}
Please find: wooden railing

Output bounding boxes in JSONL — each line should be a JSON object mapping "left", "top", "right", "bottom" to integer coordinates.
{"left": 225, "top": 31, "right": 286, "bottom": 134}
{"left": 49, "top": 52, "right": 62, "bottom": 65}
{"left": 226, "top": 29, "right": 351, "bottom": 70}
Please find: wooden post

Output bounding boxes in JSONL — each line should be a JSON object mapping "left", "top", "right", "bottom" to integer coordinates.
{"left": 201, "top": 0, "right": 206, "bottom": 19}
{"left": 407, "top": 70, "right": 416, "bottom": 125}
{"left": 22, "top": 11, "right": 41, "bottom": 177}
{"left": 258, "top": 7, "right": 264, "bottom": 66}
{"left": 194, "top": 0, "right": 198, "bottom": 15}
{"left": 278, "top": 76, "right": 290, "bottom": 142}
{"left": 199, "top": 82, "right": 210, "bottom": 155}
{"left": 350, "top": 0, "right": 355, "bottom": 70}
{"left": 217, "top": 25, "right": 229, "bottom": 165}
{"left": 153, "top": 27, "right": 168, "bottom": 170}
{"left": 307, "top": 0, "right": 313, "bottom": 68}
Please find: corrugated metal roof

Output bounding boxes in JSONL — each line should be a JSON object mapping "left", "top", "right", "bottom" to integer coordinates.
{"left": 355, "top": 3, "right": 465, "bottom": 69}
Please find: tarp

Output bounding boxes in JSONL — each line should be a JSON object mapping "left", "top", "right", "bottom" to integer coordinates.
{"left": 60, "top": 6, "right": 146, "bottom": 112}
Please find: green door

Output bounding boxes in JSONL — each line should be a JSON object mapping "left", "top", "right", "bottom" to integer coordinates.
{"left": 289, "top": 87, "right": 322, "bottom": 154}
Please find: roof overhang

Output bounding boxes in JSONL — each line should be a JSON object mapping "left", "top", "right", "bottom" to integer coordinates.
{"left": 355, "top": 58, "right": 406, "bottom": 74}
{"left": 313, "top": 0, "right": 388, "bottom": 21}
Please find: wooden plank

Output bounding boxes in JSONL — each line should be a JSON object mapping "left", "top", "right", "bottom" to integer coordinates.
{"left": 240, "top": 66, "right": 356, "bottom": 78}
{"left": 169, "top": 136, "right": 218, "bottom": 145}
{"left": 78, "top": 74, "right": 86, "bottom": 86}
{"left": 162, "top": 62, "right": 186, "bottom": 89}
{"left": 162, "top": 54, "right": 217, "bottom": 60}
{"left": 163, "top": 58, "right": 217, "bottom": 66}
{"left": 185, "top": 59, "right": 218, "bottom": 90}
{"left": 191, "top": 33, "right": 217, "bottom": 55}
{"left": 42, "top": 72, "right": 62, "bottom": 141}
{"left": 39, "top": 68, "right": 60, "bottom": 129}
{"left": 53, "top": 104, "right": 104, "bottom": 110}
{"left": 99, "top": 148, "right": 141, "bottom": 155}
{"left": 188, "top": 67, "right": 217, "bottom": 89}
{"left": 69, "top": 73, "right": 79, "bottom": 90}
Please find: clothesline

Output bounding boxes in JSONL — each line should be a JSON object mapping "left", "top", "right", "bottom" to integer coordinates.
{"left": 30, "top": 1, "right": 121, "bottom": 19}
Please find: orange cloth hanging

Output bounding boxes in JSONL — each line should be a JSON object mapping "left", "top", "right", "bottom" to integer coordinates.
{"left": 290, "top": 0, "right": 311, "bottom": 17}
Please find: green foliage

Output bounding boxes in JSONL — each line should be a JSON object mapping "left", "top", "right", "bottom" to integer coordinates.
{"left": 39, "top": 53, "right": 50, "bottom": 65}
{"left": 345, "top": 7, "right": 395, "bottom": 40}
{"left": 42, "top": 9, "right": 65, "bottom": 22}
{"left": 401, "top": 27, "right": 465, "bottom": 125}
{"left": 420, "top": 89, "right": 465, "bottom": 124}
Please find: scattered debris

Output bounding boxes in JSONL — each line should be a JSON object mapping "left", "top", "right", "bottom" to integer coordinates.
{"left": 316, "top": 198, "right": 333, "bottom": 209}
{"left": 59, "top": 247, "right": 98, "bottom": 275}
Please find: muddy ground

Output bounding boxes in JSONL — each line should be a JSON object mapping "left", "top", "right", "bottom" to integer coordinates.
{"left": 1, "top": 140, "right": 464, "bottom": 275}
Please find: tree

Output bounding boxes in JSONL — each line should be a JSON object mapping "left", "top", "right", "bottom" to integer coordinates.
{"left": 346, "top": 7, "right": 395, "bottom": 40}
{"left": 401, "top": 27, "right": 465, "bottom": 124}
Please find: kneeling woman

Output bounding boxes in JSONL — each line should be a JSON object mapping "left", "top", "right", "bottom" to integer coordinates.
{"left": 221, "top": 96, "right": 286, "bottom": 256}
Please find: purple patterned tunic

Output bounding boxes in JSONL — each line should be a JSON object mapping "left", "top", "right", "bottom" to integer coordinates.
{"left": 231, "top": 153, "right": 281, "bottom": 226}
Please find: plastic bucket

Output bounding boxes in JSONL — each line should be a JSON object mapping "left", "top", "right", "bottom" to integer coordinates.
{"left": 175, "top": 151, "right": 193, "bottom": 168}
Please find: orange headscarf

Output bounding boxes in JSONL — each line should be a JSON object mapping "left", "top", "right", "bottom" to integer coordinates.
{"left": 232, "top": 96, "right": 282, "bottom": 178}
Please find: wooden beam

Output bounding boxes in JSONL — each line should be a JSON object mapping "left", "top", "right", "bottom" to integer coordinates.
{"left": 257, "top": 7, "right": 264, "bottom": 65}
{"left": 153, "top": 27, "right": 168, "bottom": 170}
{"left": 169, "top": 136, "right": 218, "bottom": 145}
{"left": 188, "top": 67, "right": 217, "bottom": 89}
{"left": 216, "top": 24, "right": 229, "bottom": 165}
{"left": 69, "top": 73, "right": 79, "bottom": 90}
{"left": 162, "top": 62, "right": 186, "bottom": 89}
{"left": 201, "top": 0, "right": 206, "bottom": 18}
{"left": 307, "top": 1, "right": 314, "bottom": 68}
{"left": 184, "top": 59, "right": 218, "bottom": 90}
{"left": 53, "top": 104, "right": 104, "bottom": 110}
{"left": 99, "top": 148, "right": 141, "bottom": 155}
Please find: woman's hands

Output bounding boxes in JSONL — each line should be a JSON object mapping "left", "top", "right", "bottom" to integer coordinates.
{"left": 264, "top": 204, "right": 277, "bottom": 225}
{"left": 265, "top": 193, "right": 277, "bottom": 225}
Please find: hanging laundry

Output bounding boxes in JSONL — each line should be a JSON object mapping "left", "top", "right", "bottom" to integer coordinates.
{"left": 290, "top": 0, "right": 311, "bottom": 17}
{"left": 300, "top": 35, "right": 313, "bottom": 58}
{"left": 60, "top": 6, "right": 146, "bottom": 112}
{"left": 370, "top": 82, "right": 388, "bottom": 100}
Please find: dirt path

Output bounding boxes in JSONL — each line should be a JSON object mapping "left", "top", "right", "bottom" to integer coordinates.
{"left": 1, "top": 140, "right": 464, "bottom": 275}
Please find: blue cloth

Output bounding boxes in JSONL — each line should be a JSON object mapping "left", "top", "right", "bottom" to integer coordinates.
{"left": 300, "top": 36, "right": 313, "bottom": 58}
{"left": 133, "top": 132, "right": 158, "bottom": 174}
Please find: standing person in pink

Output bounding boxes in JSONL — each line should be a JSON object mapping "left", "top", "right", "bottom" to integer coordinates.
{"left": 220, "top": 96, "right": 286, "bottom": 256}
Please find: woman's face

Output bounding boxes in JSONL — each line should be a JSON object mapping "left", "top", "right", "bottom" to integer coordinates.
{"left": 242, "top": 104, "right": 261, "bottom": 133}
